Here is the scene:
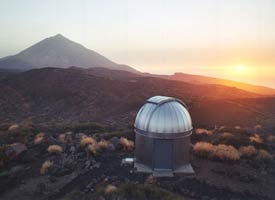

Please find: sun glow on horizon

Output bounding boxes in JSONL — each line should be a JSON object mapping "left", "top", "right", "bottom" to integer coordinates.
{"left": 235, "top": 64, "right": 246, "bottom": 73}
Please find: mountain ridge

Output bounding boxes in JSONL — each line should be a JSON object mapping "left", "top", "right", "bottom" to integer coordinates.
{"left": 69, "top": 67, "right": 275, "bottom": 96}
{"left": 0, "top": 34, "right": 138, "bottom": 73}
{"left": 0, "top": 34, "right": 274, "bottom": 95}
{"left": 144, "top": 72, "right": 275, "bottom": 96}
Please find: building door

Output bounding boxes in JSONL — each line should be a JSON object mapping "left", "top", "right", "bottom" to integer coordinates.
{"left": 153, "top": 139, "right": 173, "bottom": 170}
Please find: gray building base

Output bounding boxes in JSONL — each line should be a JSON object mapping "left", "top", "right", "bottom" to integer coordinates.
{"left": 134, "top": 162, "right": 195, "bottom": 177}
{"left": 174, "top": 164, "right": 194, "bottom": 175}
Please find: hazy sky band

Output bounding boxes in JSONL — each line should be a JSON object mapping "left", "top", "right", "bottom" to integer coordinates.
{"left": 0, "top": 0, "right": 274, "bottom": 87}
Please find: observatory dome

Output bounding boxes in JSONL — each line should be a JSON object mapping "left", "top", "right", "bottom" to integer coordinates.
{"left": 134, "top": 96, "right": 192, "bottom": 134}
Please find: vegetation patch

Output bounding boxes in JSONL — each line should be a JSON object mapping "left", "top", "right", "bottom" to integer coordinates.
{"left": 40, "top": 160, "right": 54, "bottom": 175}
{"left": 249, "top": 134, "right": 263, "bottom": 144}
{"left": 256, "top": 149, "right": 273, "bottom": 160}
{"left": 194, "top": 142, "right": 273, "bottom": 161}
{"left": 195, "top": 128, "right": 213, "bottom": 135}
{"left": 119, "top": 137, "right": 134, "bottom": 151}
{"left": 194, "top": 142, "right": 240, "bottom": 161}
{"left": 239, "top": 145, "right": 257, "bottom": 158}
{"left": 80, "top": 136, "right": 96, "bottom": 147}
{"left": 47, "top": 145, "right": 63, "bottom": 154}
{"left": 34, "top": 132, "right": 45, "bottom": 144}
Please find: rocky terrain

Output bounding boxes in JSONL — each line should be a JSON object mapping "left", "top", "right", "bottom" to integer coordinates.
{"left": 1, "top": 67, "right": 275, "bottom": 127}
{"left": 0, "top": 123, "right": 274, "bottom": 200}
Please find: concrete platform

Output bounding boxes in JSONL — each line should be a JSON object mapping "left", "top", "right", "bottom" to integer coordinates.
{"left": 134, "top": 162, "right": 195, "bottom": 177}
{"left": 153, "top": 170, "right": 174, "bottom": 177}
{"left": 174, "top": 164, "right": 195, "bottom": 175}
{"left": 134, "top": 162, "right": 152, "bottom": 173}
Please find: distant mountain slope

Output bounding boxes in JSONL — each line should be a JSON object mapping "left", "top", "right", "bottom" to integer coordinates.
{"left": 73, "top": 67, "right": 275, "bottom": 96}
{"left": 1, "top": 34, "right": 274, "bottom": 95}
{"left": 1, "top": 67, "right": 269, "bottom": 125}
{"left": 71, "top": 67, "right": 142, "bottom": 80}
{"left": 144, "top": 72, "right": 275, "bottom": 96}
{"left": 0, "top": 34, "right": 138, "bottom": 73}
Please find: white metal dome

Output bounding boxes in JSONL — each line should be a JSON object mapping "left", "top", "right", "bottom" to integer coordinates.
{"left": 134, "top": 96, "right": 192, "bottom": 134}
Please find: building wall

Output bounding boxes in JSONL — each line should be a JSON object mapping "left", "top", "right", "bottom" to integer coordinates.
{"left": 135, "top": 130, "right": 191, "bottom": 171}
{"left": 135, "top": 133, "right": 153, "bottom": 167}
{"left": 173, "top": 136, "right": 190, "bottom": 170}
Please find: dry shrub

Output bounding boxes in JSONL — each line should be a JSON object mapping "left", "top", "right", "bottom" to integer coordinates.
{"left": 212, "top": 144, "right": 240, "bottom": 161}
{"left": 86, "top": 139, "right": 110, "bottom": 154}
{"left": 254, "top": 124, "right": 262, "bottom": 130}
{"left": 239, "top": 145, "right": 257, "bottom": 158}
{"left": 220, "top": 132, "right": 234, "bottom": 139}
{"left": 193, "top": 142, "right": 215, "bottom": 157}
{"left": 47, "top": 145, "right": 63, "bottom": 154}
{"left": 119, "top": 137, "right": 134, "bottom": 151}
{"left": 34, "top": 137, "right": 44, "bottom": 145}
{"left": 80, "top": 136, "right": 96, "bottom": 147}
{"left": 256, "top": 149, "right": 273, "bottom": 160}
{"left": 194, "top": 142, "right": 240, "bottom": 161}
{"left": 34, "top": 132, "right": 45, "bottom": 144}
{"left": 98, "top": 139, "right": 109, "bottom": 150}
{"left": 105, "top": 184, "right": 117, "bottom": 194}
{"left": 40, "top": 160, "right": 54, "bottom": 175}
{"left": 195, "top": 128, "right": 213, "bottom": 135}
{"left": 267, "top": 135, "right": 275, "bottom": 142}
{"left": 87, "top": 144, "right": 98, "bottom": 154}
{"left": 8, "top": 124, "right": 19, "bottom": 132}
{"left": 249, "top": 134, "right": 263, "bottom": 144}
{"left": 58, "top": 133, "right": 73, "bottom": 144}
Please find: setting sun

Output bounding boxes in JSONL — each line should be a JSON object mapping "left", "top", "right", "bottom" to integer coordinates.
{"left": 235, "top": 65, "right": 246, "bottom": 73}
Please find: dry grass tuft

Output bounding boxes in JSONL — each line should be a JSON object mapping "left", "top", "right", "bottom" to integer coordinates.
{"left": 194, "top": 142, "right": 240, "bottom": 161}
{"left": 87, "top": 144, "right": 98, "bottom": 154}
{"left": 34, "top": 137, "right": 44, "bottom": 145}
{"left": 193, "top": 142, "right": 215, "bottom": 157}
{"left": 256, "top": 149, "right": 273, "bottom": 160}
{"left": 58, "top": 133, "right": 73, "bottom": 144}
{"left": 98, "top": 139, "right": 109, "bottom": 150}
{"left": 85, "top": 139, "right": 110, "bottom": 154}
{"left": 40, "top": 160, "right": 54, "bottom": 175}
{"left": 80, "top": 136, "right": 97, "bottom": 147}
{"left": 220, "top": 132, "right": 234, "bottom": 139}
{"left": 195, "top": 128, "right": 213, "bottom": 135}
{"left": 249, "top": 134, "right": 263, "bottom": 144}
{"left": 212, "top": 144, "right": 240, "bottom": 161}
{"left": 119, "top": 137, "right": 134, "bottom": 151}
{"left": 105, "top": 184, "right": 117, "bottom": 194}
{"left": 34, "top": 132, "right": 45, "bottom": 144}
{"left": 47, "top": 145, "right": 63, "bottom": 154}
{"left": 234, "top": 126, "right": 241, "bottom": 129}
{"left": 239, "top": 145, "right": 257, "bottom": 158}
{"left": 8, "top": 124, "right": 19, "bottom": 132}
{"left": 254, "top": 124, "right": 262, "bottom": 130}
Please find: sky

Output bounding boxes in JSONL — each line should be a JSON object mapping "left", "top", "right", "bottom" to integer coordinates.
{"left": 0, "top": 0, "right": 274, "bottom": 88}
